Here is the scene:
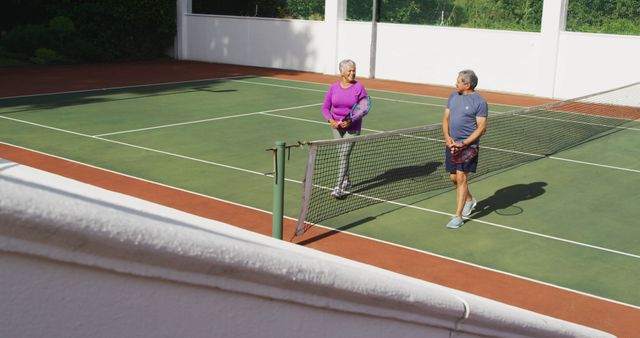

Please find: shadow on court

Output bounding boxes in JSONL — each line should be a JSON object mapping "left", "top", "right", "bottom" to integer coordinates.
{"left": 299, "top": 183, "right": 547, "bottom": 245}
{"left": 193, "top": 87, "right": 238, "bottom": 93}
{"left": 351, "top": 161, "right": 441, "bottom": 195}
{"left": 298, "top": 162, "right": 443, "bottom": 245}
{"left": 295, "top": 216, "right": 376, "bottom": 246}
{"left": 0, "top": 80, "right": 241, "bottom": 114}
{"left": 471, "top": 181, "right": 548, "bottom": 219}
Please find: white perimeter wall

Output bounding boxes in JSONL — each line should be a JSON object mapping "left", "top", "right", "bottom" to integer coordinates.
{"left": 182, "top": 14, "right": 330, "bottom": 74}
{"left": 555, "top": 32, "right": 640, "bottom": 98}
{"left": 175, "top": 0, "right": 640, "bottom": 100}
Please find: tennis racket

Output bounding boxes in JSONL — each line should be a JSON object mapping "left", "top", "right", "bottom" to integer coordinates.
{"left": 451, "top": 145, "right": 478, "bottom": 164}
{"left": 347, "top": 95, "right": 371, "bottom": 121}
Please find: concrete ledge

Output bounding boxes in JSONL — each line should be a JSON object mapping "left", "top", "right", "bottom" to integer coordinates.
{"left": 0, "top": 159, "right": 614, "bottom": 338}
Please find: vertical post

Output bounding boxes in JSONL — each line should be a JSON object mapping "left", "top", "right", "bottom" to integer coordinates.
{"left": 369, "top": 0, "right": 380, "bottom": 78}
{"left": 323, "top": 0, "right": 347, "bottom": 75}
{"left": 272, "top": 141, "right": 286, "bottom": 239}
{"left": 536, "top": 0, "right": 568, "bottom": 98}
{"left": 175, "top": 0, "right": 192, "bottom": 60}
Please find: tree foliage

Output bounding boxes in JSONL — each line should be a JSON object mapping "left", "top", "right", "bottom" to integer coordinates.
{"left": 348, "top": 0, "right": 638, "bottom": 35}
{"left": 348, "top": 0, "right": 543, "bottom": 31}
{"left": 0, "top": 0, "right": 176, "bottom": 64}
{"left": 193, "top": 0, "right": 325, "bottom": 20}
{"left": 567, "top": 0, "right": 640, "bottom": 35}
{"left": 4, "top": 0, "right": 636, "bottom": 65}
{"left": 191, "top": 0, "right": 640, "bottom": 35}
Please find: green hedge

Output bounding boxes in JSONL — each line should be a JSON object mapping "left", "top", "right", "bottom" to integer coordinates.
{"left": 192, "top": 0, "right": 325, "bottom": 20}
{"left": 567, "top": 0, "right": 640, "bottom": 35}
{"left": 346, "top": 0, "right": 638, "bottom": 35}
{"left": 0, "top": 0, "right": 176, "bottom": 64}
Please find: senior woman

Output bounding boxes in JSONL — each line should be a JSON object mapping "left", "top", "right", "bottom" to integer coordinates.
{"left": 321, "top": 59, "right": 369, "bottom": 198}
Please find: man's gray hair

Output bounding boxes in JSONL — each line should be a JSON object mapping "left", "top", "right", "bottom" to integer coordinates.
{"left": 339, "top": 59, "right": 356, "bottom": 72}
{"left": 459, "top": 69, "right": 478, "bottom": 89}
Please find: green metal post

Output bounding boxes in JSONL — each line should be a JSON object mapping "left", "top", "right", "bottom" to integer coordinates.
{"left": 272, "top": 141, "right": 285, "bottom": 239}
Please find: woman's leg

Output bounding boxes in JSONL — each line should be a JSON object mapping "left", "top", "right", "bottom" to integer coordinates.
{"left": 336, "top": 130, "right": 360, "bottom": 187}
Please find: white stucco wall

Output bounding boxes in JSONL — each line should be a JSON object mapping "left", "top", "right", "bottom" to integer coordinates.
{"left": 0, "top": 159, "right": 614, "bottom": 338}
{"left": 175, "top": 0, "right": 640, "bottom": 99}
{"left": 554, "top": 31, "right": 640, "bottom": 99}
{"left": 373, "top": 23, "right": 541, "bottom": 96}
{"left": 183, "top": 14, "right": 328, "bottom": 74}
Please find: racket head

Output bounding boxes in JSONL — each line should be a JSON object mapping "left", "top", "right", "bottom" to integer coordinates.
{"left": 451, "top": 146, "right": 478, "bottom": 164}
{"left": 349, "top": 96, "right": 371, "bottom": 121}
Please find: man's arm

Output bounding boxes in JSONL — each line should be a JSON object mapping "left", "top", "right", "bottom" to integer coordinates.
{"left": 461, "top": 116, "right": 487, "bottom": 147}
{"left": 442, "top": 108, "right": 455, "bottom": 148}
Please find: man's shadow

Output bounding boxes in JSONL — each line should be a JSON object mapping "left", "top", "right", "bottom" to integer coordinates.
{"left": 472, "top": 182, "right": 548, "bottom": 219}
{"left": 351, "top": 161, "right": 441, "bottom": 195}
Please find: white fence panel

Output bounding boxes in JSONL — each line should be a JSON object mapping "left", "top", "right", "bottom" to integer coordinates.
{"left": 176, "top": 1, "right": 640, "bottom": 99}
{"left": 555, "top": 32, "right": 640, "bottom": 99}
{"left": 372, "top": 23, "right": 541, "bottom": 95}
{"left": 185, "top": 14, "right": 327, "bottom": 73}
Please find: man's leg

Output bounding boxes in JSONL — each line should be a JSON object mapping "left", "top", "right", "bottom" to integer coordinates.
{"left": 449, "top": 173, "right": 457, "bottom": 186}
{"left": 452, "top": 171, "right": 473, "bottom": 203}
{"left": 455, "top": 170, "right": 470, "bottom": 217}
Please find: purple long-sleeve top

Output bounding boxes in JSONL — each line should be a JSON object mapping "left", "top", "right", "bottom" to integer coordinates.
{"left": 321, "top": 81, "right": 368, "bottom": 131}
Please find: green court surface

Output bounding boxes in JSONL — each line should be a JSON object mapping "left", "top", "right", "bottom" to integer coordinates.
{"left": 1, "top": 76, "right": 638, "bottom": 307}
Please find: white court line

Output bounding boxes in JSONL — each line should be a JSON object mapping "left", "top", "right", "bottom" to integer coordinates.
{"left": 3, "top": 77, "right": 640, "bottom": 306}
{"left": 2, "top": 82, "right": 639, "bottom": 245}
{"left": 251, "top": 76, "right": 528, "bottom": 109}
{"left": 3, "top": 86, "right": 636, "bottom": 175}
{"left": 309, "top": 183, "right": 640, "bottom": 259}
{"left": 513, "top": 113, "right": 640, "bottom": 131}
{"left": 258, "top": 76, "right": 640, "bottom": 123}
{"left": 7, "top": 73, "right": 635, "bottom": 138}
{"left": 0, "top": 75, "right": 253, "bottom": 100}
{"left": 303, "top": 219, "right": 640, "bottom": 310}
{"left": 231, "top": 79, "right": 460, "bottom": 109}
{"left": 549, "top": 156, "right": 640, "bottom": 173}
{"left": 0, "top": 115, "right": 266, "bottom": 177}
{"left": 235, "top": 77, "right": 640, "bottom": 130}
{"left": 0, "top": 74, "right": 458, "bottom": 109}
{"left": 94, "top": 103, "right": 322, "bottom": 137}
{"left": 1, "top": 140, "right": 639, "bottom": 310}
{"left": 1, "top": 114, "right": 639, "bottom": 260}
{"left": 260, "top": 112, "right": 640, "bottom": 173}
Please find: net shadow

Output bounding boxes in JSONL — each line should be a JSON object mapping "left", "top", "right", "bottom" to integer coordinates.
{"left": 351, "top": 161, "right": 441, "bottom": 195}
{"left": 295, "top": 82, "right": 640, "bottom": 235}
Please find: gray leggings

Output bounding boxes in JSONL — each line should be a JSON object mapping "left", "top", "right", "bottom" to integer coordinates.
{"left": 332, "top": 128, "right": 360, "bottom": 186}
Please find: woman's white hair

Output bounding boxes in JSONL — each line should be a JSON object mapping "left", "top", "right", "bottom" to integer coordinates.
{"left": 339, "top": 59, "right": 356, "bottom": 72}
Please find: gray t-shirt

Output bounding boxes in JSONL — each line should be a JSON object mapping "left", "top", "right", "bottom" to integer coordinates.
{"left": 447, "top": 91, "right": 488, "bottom": 145}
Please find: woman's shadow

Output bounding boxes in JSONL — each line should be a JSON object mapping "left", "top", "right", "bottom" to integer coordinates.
{"left": 471, "top": 182, "right": 548, "bottom": 219}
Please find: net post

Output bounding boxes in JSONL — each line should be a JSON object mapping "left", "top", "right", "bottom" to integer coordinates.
{"left": 272, "top": 141, "right": 286, "bottom": 240}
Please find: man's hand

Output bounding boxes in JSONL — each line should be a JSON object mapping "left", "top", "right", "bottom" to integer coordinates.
{"left": 450, "top": 141, "right": 466, "bottom": 155}
{"left": 445, "top": 136, "right": 456, "bottom": 148}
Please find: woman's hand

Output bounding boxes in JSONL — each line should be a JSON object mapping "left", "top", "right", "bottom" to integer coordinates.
{"left": 339, "top": 118, "right": 351, "bottom": 129}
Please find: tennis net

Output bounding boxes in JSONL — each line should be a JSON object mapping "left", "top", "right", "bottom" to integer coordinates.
{"left": 295, "top": 82, "right": 640, "bottom": 235}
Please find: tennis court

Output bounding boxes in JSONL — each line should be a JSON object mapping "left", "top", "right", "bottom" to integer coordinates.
{"left": 1, "top": 62, "right": 639, "bottom": 335}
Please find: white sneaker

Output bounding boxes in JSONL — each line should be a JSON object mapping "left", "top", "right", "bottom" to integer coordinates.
{"left": 341, "top": 180, "right": 352, "bottom": 190}
{"left": 331, "top": 187, "right": 343, "bottom": 198}
{"left": 462, "top": 198, "right": 477, "bottom": 217}
{"left": 446, "top": 216, "right": 464, "bottom": 229}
